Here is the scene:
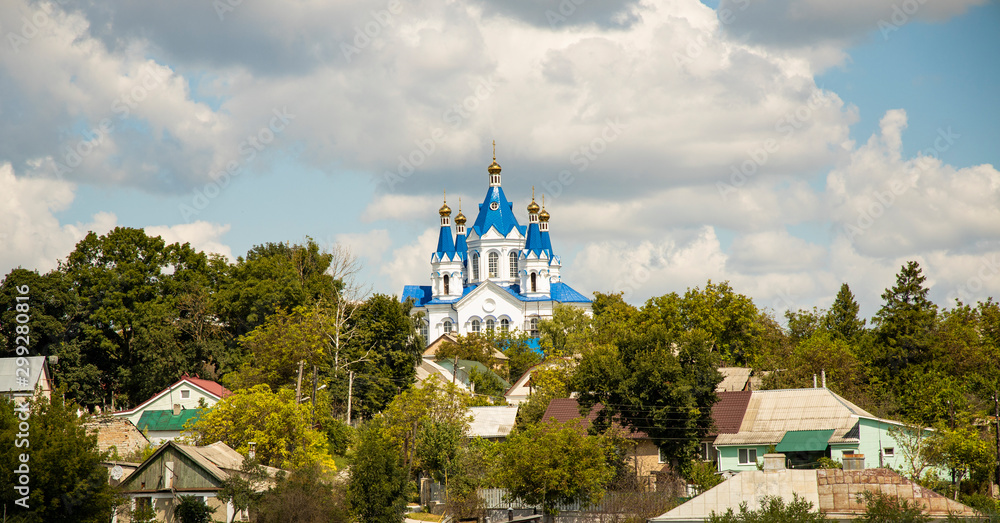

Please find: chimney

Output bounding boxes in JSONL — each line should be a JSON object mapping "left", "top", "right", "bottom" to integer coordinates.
{"left": 813, "top": 374, "right": 817, "bottom": 388}
{"left": 763, "top": 453, "right": 787, "bottom": 471}
{"left": 173, "top": 404, "right": 181, "bottom": 416}
{"left": 843, "top": 454, "right": 865, "bottom": 471}
{"left": 821, "top": 370, "right": 826, "bottom": 388}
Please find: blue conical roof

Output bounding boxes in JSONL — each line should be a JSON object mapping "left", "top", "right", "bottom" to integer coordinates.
{"left": 472, "top": 186, "right": 523, "bottom": 237}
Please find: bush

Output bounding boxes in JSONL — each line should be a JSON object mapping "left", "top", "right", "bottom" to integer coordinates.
{"left": 175, "top": 495, "right": 214, "bottom": 523}
{"left": 857, "top": 490, "right": 929, "bottom": 523}
{"left": 708, "top": 494, "right": 827, "bottom": 523}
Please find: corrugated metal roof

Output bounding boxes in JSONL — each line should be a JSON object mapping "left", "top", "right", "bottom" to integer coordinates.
{"left": 715, "top": 388, "right": 873, "bottom": 447}
{"left": 716, "top": 367, "right": 752, "bottom": 392}
{"left": 0, "top": 356, "right": 48, "bottom": 394}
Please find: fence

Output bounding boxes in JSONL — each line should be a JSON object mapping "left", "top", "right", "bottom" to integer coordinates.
{"left": 478, "top": 488, "right": 675, "bottom": 513}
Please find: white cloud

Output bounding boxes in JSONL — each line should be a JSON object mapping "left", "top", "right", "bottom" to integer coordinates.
{"left": 335, "top": 229, "right": 392, "bottom": 263}
{"left": 145, "top": 221, "right": 234, "bottom": 261}
{"left": 362, "top": 194, "right": 437, "bottom": 223}
{"left": 0, "top": 163, "right": 116, "bottom": 276}
{"left": 380, "top": 228, "right": 439, "bottom": 295}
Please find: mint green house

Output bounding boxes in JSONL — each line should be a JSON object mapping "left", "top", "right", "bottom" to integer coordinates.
{"left": 713, "top": 388, "right": 918, "bottom": 474}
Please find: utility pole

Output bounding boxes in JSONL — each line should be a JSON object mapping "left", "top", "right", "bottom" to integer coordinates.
{"left": 347, "top": 370, "right": 354, "bottom": 425}
{"left": 994, "top": 392, "right": 999, "bottom": 489}
{"left": 311, "top": 365, "right": 318, "bottom": 426}
{"left": 295, "top": 360, "right": 305, "bottom": 404}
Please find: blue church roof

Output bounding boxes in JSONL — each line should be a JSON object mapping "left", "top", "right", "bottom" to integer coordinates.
{"left": 472, "top": 186, "right": 523, "bottom": 237}
{"left": 435, "top": 224, "right": 455, "bottom": 257}
{"left": 454, "top": 233, "right": 467, "bottom": 261}
{"left": 540, "top": 230, "right": 552, "bottom": 254}
{"left": 402, "top": 285, "right": 432, "bottom": 306}
{"left": 523, "top": 222, "right": 547, "bottom": 257}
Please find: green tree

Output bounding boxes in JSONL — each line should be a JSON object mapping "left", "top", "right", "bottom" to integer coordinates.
{"left": 925, "top": 426, "right": 996, "bottom": 499}
{"left": 824, "top": 283, "right": 866, "bottom": 341}
{"left": 347, "top": 419, "right": 408, "bottom": 523}
{"left": 217, "top": 456, "right": 269, "bottom": 523}
{"left": 175, "top": 495, "right": 214, "bottom": 523}
{"left": 494, "top": 419, "right": 612, "bottom": 523}
{"left": 687, "top": 459, "right": 723, "bottom": 495}
{"left": 415, "top": 419, "right": 464, "bottom": 498}
{"left": 857, "top": 490, "right": 929, "bottom": 523}
{"left": 785, "top": 307, "right": 825, "bottom": 345}
{"left": 872, "top": 261, "right": 938, "bottom": 374}
{"left": 256, "top": 464, "right": 349, "bottom": 523}
{"left": 514, "top": 359, "right": 574, "bottom": 428}
{"left": 573, "top": 326, "right": 721, "bottom": 475}
{"left": 0, "top": 396, "right": 117, "bottom": 523}
{"left": 708, "top": 494, "right": 826, "bottom": 523}
{"left": 381, "top": 378, "right": 471, "bottom": 478}
{"left": 538, "top": 304, "right": 594, "bottom": 357}
{"left": 186, "top": 384, "right": 334, "bottom": 470}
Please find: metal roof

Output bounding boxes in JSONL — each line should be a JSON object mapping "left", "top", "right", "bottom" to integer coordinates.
{"left": 0, "top": 356, "right": 48, "bottom": 394}
{"left": 468, "top": 406, "right": 519, "bottom": 439}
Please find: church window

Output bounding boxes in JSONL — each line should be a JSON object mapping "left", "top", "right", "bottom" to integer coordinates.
{"left": 490, "top": 201, "right": 499, "bottom": 210}
{"left": 530, "top": 272, "right": 537, "bottom": 292}
{"left": 443, "top": 320, "right": 452, "bottom": 335}
{"left": 472, "top": 253, "right": 480, "bottom": 280}
{"left": 529, "top": 317, "right": 539, "bottom": 336}
{"left": 420, "top": 321, "right": 428, "bottom": 341}
{"left": 486, "top": 319, "right": 495, "bottom": 331}
{"left": 443, "top": 274, "right": 449, "bottom": 295}
{"left": 509, "top": 252, "right": 518, "bottom": 279}
{"left": 500, "top": 318, "right": 509, "bottom": 332}
{"left": 488, "top": 252, "right": 499, "bottom": 278}
{"left": 471, "top": 319, "right": 480, "bottom": 333}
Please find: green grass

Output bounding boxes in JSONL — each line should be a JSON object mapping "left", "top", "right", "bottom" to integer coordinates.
{"left": 406, "top": 512, "right": 443, "bottom": 522}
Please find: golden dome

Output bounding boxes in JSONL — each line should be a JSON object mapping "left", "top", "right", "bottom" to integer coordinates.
{"left": 455, "top": 198, "right": 466, "bottom": 224}
{"left": 527, "top": 186, "right": 540, "bottom": 214}
{"left": 439, "top": 190, "right": 451, "bottom": 216}
{"left": 539, "top": 195, "right": 550, "bottom": 221}
{"left": 488, "top": 140, "right": 502, "bottom": 175}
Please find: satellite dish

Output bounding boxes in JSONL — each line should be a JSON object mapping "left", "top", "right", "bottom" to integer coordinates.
{"left": 111, "top": 465, "right": 124, "bottom": 480}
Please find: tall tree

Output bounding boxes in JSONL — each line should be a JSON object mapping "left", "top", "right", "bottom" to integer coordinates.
{"left": 0, "top": 397, "right": 118, "bottom": 522}
{"left": 573, "top": 325, "right": 722, "bottom": 475}
{"left": 824, "top": 283, "right": 866, "bottom": 341}
{"left": 494, "top": 419, "right": 612, "bottom": 523}
{"left": 872, "top": 261, "right": 938, "bottom": 372}
{"left": 347, "top": 419, "right": 408, "bottom": 523}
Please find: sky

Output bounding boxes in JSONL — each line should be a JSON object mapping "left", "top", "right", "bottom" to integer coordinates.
{"left": 1, "top": 0, "right": 998, "bottom": 322}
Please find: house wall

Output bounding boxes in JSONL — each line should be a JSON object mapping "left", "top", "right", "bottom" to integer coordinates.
{"left": 122, "top": 447, "right": 221, "bottom": 491}
{"left": 717, "top": 445, "right": 767, "bottom": 472}
{"left": 857, "top": 418, "right": 912, "bottom": 470}
{"left": 118, "top": 492, "right": 228, "bottom": 523}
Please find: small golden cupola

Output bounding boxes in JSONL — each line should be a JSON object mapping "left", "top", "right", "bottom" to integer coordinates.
{"left": 488, "top": 140, "right": 502, "bottom": 187}
{"left": 454, "top": 198, "right": 467, "bottom": 226}
{"left": 527, "top": 187, "right": 540, "bottom": 223}
{"left": 439, "top": 190, "right": 452, "bottom": 227}
{"left": 539, "top": 195, "right": 550, "bottom": 223}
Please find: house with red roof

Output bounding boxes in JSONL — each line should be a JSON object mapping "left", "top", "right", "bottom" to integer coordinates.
{"left": 113, "top": 375, "right": 231, "bottom": 443}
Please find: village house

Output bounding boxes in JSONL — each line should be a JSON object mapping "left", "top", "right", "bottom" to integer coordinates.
{"left": 0, "top": 355, "right": 53, "bottom": 404}
{"left": 112, "top": 375, "right": 231, "bottom": 443}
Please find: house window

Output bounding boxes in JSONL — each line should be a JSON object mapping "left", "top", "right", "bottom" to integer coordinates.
{"left": 471, "top": 320, "right": 480, "bottom": 334}
{"left": 486, "top": 319, "right": 495, "bottom": 331}
{"left": 180, "top": 389, "right": 190, "bottom": 399}
{"left": 135, "top": 497, "right": 152, "bottom": 511}
{"left": 443, "top": 320, "right": 452, "bottom": 335}
{"left": 530, "top": 272, "right": 537, "bottom": 292}
{"left": 488, "top": 252, "right": 499, "bottom": 278}
{"left": 739, "top": 448, "right": 757, "bottom": 465}
{"left": 443, "top": 274, "right": 450, "bottom": 295}
{"left": 472, "top": 253, "right": 480, "bottom": 280}
{"left": 883, "top": 447, "right": 895, "bottom": 458}
{"left": 700, "top": 442, "right": 713, "bottom": 461}
{"left": 658, "top": 446, "right": 668, "bottom": 464}
{"left": 500, "top": 318, "right": 509, "bottom": 332}
{"left": 529, "top": 317, "right": 539, "bottom": 336}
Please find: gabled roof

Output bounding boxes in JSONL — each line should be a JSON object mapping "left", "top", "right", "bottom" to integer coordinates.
{"left": 714, "top": 388, "right": 875, "bottom": 447}
{"left": 437, "top": 358, "right": 511, "bottom": 390}
{"left": 717, "top": 367, "right": 753, "bottom": 392}
{"left": 709, "top": 391, "right": 752, "bottom": 436}
{"left": 136, "top": 408, "right": 203, "bottom": 432}
{"left": 471, "top": 186, "right": 523, "bottom": 237}
{"left": 0, "top": 356, "right": 49, "bottom": 394}
{"left": 113, "top": 375, "right": 231, "bottom": 417}
{"left": 651, "top": 468, "right": 981, "bottom": 522}
{"left": 435, "top": 224, "right": 456, "bottom": 257}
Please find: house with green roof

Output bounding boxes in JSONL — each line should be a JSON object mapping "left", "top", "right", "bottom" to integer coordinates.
{"left": 137, "top": 405, "right": 204, "bottom": 444}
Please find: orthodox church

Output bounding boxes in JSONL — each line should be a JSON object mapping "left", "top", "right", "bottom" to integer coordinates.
{"left": 402, "top": 150, "right": 592, "bottom": 345}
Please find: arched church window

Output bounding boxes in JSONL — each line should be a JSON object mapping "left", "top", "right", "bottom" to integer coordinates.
{"left": 443, "top": 319, "right": 452, "bottom": 335}
{"left": 500, "top": 318, "right": 510, "bottom": 332}
{"left": 488, "top": 252, "right": 499, "bottom": 278}
{"left": 472, "top": 253, "right": 480, "bottom": 280}
{"left": 471, "top": 319, "right": 480, "bottom": 334}
{"left": 443, "top": 274, "right": 449, "bottom": 295}
{"left": 486, "top": 319, "right": 495, "bottom": 331}
{"left": 530, "top": 272, "right": 537, "bottom": 292}
{"left": 509, "top": 252, "right": 518, "bottom": 279}
{"left": 529, "top": 317, "right": 539, "bottom": 336}
{"left": 420, "top": 321, "right": 428, "bottom": 341}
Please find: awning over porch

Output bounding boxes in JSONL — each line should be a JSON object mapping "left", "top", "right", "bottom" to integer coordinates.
{"left": 775, "top": 429, "right": 834, "bottom": 452}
